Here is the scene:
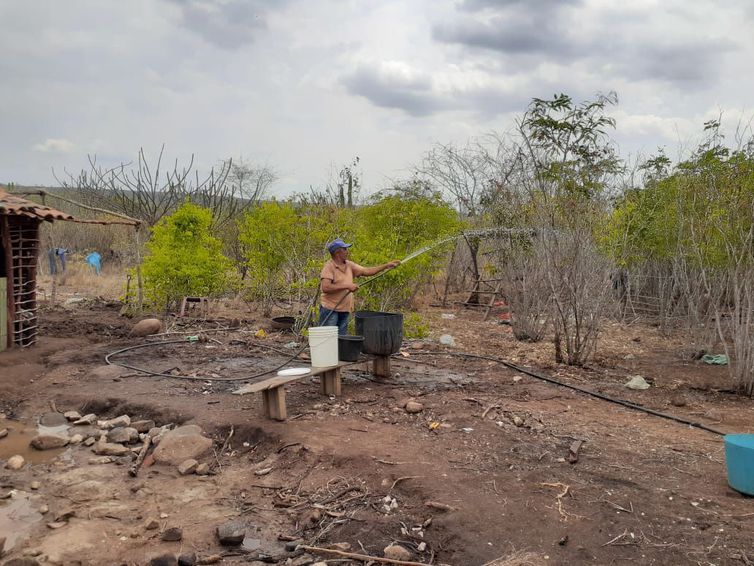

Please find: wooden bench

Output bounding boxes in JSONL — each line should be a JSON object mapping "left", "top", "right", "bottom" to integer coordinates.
{"left": 232, "top": 355, "right": 394, "bottom": 421}
{"left": 233, "top": 360, "right": 370, "bottom": 421}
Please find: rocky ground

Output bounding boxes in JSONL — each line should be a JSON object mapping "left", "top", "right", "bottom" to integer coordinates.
{"left": 1, "top": 299, "right": 754, "bottom": 566}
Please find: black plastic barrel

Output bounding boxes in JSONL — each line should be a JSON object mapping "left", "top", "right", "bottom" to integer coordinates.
{"left": 338, "top": 335, "right": 364, "bottom": 362}
{"left": 354, "top": 311, "right": 403, "bottom": 355}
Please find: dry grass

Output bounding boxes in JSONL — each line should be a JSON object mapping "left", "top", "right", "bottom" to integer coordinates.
{"left": 38, "top": 261, "right": 127, "bottom": 302}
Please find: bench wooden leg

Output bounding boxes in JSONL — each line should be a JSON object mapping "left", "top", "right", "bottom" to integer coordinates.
{"left": 373, "top": 355, "right": 391, "bottom": 378}
{"left": 321, "top": 368, "right": 342, "bottom": 396}
{"left": 262, "top": 387, "right": 287, "bottom": 421}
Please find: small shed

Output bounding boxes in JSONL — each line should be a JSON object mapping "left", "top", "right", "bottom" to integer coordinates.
{"left": 0, "top": 189, "right": 74, "bottom": 350}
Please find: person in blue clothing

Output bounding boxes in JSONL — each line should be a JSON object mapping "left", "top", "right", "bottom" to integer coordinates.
{"left": 86, "top": 251, "right": 102, "bottom": 275}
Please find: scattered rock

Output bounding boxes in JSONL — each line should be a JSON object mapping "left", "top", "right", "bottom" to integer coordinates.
{"left": 195, "top": 463, "right": 210, "bottom": 476}
{"left": 671, "top": 395, "right": 687, "bottom": 407}
{"left": 5, "top": 455, "right": 25, "bottom": 470}
{"left": 512, "top": 415, "right": 524, "bottom": 427}
{"left": 0, "top": 428, "right": 9, "bottom": 439}
{"left": 161, "top": 527, "right": 183, "bottom": 541}
{"left": 29, "top": 481, "right": 40, "bottom": 490}
{"left": 73, "top": 414, "right": 97, "bottom": 426}
{"left": 83, "top": 437, "right": 96, "bottom": 447}
{"left": 625, "top": 375, "right": 651, "bottom": 390}
{"left": 254, "top": 467, "right": 272, "bottom": 476}
{"left": 38, "top": 412, "right": 68, "bottom": 427}
{"left": 63, "top": 411, "right": 82, "bottom": 422}
{"left": 39, "top": 504, "right": 49, "bottom": 514}
{"left": 384, "top": 544, "right": 412, "bottom": 561}
{"left": 512, "top": 376, "right": 522, "bottom": 383}
{"left": 439, "top": 334, "right": 456, "bottom": 347}
{"left": 93, "top": 440, "right": 130, "bottom": 457}
{"left": 69, "top": 434, "right": 84, "bottom": 445}
{"left": 107, "top": 427, "right": 139, "bottom": 444}
{"left": 99, "top": 415, "right": 131, "bottom": 430}
{"left": 131, "top": 318, "right": 164, "bottom": 337}
{"left": 329, "top": 542, "right": 351, "bottom": 552}
{"left": 196, "top": 556, "right": 222, "bottom": 565}
{"left": 149, "top": 554, "right": 178, "bottom": 566}
{"left": 131, "top": 420, "right": 156, "bottom": 433}
{"left": 178, "top": 553, "right": 197, "bottom": 566}
{"left": 405, "top": 401, "right": 424, "bottom": 414}
{"left": 216, "top": 520, "right": 247, "bottom": 545}
{"left": 177, "top": 459, "right": 198, "bottom": 475}
{"left": 153, "top": 425, "right": 213, "bottom": 466}
{"left": 30, "top": 434, "right": 69, "bottom": 450}
{"left": 145, "top": 518, "right": 160, "bottom": 530}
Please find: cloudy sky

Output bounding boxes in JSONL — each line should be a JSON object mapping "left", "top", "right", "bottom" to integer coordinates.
{"left": 1, "top": 0, "right": 751, "bottom": 197}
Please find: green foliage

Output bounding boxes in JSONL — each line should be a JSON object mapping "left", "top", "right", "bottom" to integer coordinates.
{"left": 403, "top": 312, "right": 430, "bottom": 339}
{"left": 349, "top": 191, "right": 462, "bottom": 310}
{"left": 601, "top": 138, "right": 754, "bottom": 269}
{"left": 141, "top": 201, "right": 233, "bottom": 309}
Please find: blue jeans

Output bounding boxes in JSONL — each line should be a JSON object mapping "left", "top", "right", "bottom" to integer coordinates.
{"left": 319, "top": 306, "right": 350, "bottom": 335}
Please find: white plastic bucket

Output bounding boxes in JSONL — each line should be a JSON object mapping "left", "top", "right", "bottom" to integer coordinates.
{"left": 308, "top": 326, "right": 339, "bottom": 367}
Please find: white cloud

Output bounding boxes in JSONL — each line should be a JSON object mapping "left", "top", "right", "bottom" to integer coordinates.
{"left": 32, "top": 138, "right": 76, "bottom": 154}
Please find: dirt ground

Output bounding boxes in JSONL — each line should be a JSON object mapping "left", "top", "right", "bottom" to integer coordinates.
{"left": 2, "top": 292, "right": 754, "bottom": 566}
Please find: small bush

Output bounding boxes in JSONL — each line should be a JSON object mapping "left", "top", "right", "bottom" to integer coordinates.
{"left": 403, "top": 312, "right": 430, "bottom": 339}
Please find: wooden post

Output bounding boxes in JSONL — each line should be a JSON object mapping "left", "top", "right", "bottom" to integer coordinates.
{"left": 262, "top": 387, "right": 287, "bottom": 421}
{"left": 134, "top": 225, "right": 144, "bottom": 313}
{"left": 321, "top": 368, "right": 342, "bottom": 396}
{"left": 373, "top": 355, "right": 391, "bottom": 378}
{"left": 1, "top": 217, "right": 14, "bottom": 349}
{"left": 0, "top": 277, "right": 6, "bottom": 352}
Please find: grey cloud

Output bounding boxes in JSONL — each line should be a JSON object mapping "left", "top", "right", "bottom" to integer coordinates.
{"left": 622, "top": 41, "right": 737, "bottom": 85}
{"left": 460, "top": 0, "right": 580, "bottom": 11}
{"left": 164, "top": 0, "right": 276, "bottom": 49}
{"left": 433, "top": 15, "right": 577, "bottom": 58}
{"left": 342, "top": 66, "right": 445, "bottom": 117}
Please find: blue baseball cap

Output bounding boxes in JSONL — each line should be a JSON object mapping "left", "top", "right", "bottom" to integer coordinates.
{"left": 327, "top": 238, "right": 353, "bottom": 254}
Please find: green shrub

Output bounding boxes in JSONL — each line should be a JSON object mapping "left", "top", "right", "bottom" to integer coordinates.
{"left": 141, "top": 201, "right": 233, "bottom": 309}
{"left": 403, "top": 312, "right": 430, "bottom": 339}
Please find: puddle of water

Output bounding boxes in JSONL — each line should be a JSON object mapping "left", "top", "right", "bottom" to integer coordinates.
{"left": 0, "top": 490, "right": 44, "bottom": 551}
{"left": 0, "top": 418, "right": 66, "bottom": 465}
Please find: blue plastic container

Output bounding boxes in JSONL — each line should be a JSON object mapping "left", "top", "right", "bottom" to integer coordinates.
{"left": 724, "top": 434, "right": 754, "bottom": 495}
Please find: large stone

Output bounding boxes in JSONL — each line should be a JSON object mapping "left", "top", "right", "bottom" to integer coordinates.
{"left": 93, "top": 440, "right": 130, "bottom": 456}
{"left": 195, "top": 463, "right": 210, "bottom": 476}
{"left": 63, "top": 411, "right": 82, "bottom": 422}
{"left": 99, "top": 415, "right": 131, "bottom": 430}
{"left": 153, "top": 426, "right": 213, "bottom": 466}
{"left": 30, "top": 434, "right": 69, "bottom": 450}
{"left": 131, "top": 318, "right": 164, "bottom": 337}
{"left": 0, "top": 428, "right": 7, "bottom": 439}
{"left": 178, "top": 553, "right": 197, "bottom": 566}
{"left": 131, "top": 420, "right": 156, "bottom": 433}
{"left": 405, "top": 401, "right": 424, "bottom": 414}
{"left": 177, "top": 459, "right": 198, "bottom": 475}
{"left": 5, "top": 455, "right": 25, "bottom": 470}
{"left": 161, "top": 527, "right": 183, "bottom": 541}
{"left": 69, "top": 434, "right": 84, "bottom": 445}
{"left": 107, "top": 427, "right": 139, "bottom": 444}
{"left": 39, "top": 412, "right": 68, "bottom": 427}
{"left": 73, "top": 414, "right": 97, "bottom": 426}
{"left": 384, "top": 544, "right": 412, "bottom": 561}
{"left": 216, "top": 521, "right": 246, "bottom": 545}
{"left": 149, "top": 554, "right": 177, "bottom": 566}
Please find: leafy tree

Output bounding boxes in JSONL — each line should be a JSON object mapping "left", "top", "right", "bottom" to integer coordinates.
{"left": 141, "top": 201, "right": 233, "bottom": 310}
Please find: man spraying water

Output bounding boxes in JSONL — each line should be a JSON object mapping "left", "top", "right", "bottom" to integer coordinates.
{"left": 319, "top": 238, "right": 400, "bottom": 335}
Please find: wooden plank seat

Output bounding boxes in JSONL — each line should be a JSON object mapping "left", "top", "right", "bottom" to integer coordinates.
{"left": 233, "top": 360, "right": 369, "bottom": 421}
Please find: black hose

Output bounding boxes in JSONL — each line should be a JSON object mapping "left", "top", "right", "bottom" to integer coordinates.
{"left": 402, "top": 350, "right": 726, "bottom": 436}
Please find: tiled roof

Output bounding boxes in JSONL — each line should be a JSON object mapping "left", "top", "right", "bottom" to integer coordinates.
{"left": 0, "top": 189, "right": 74, "bottom": 221}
